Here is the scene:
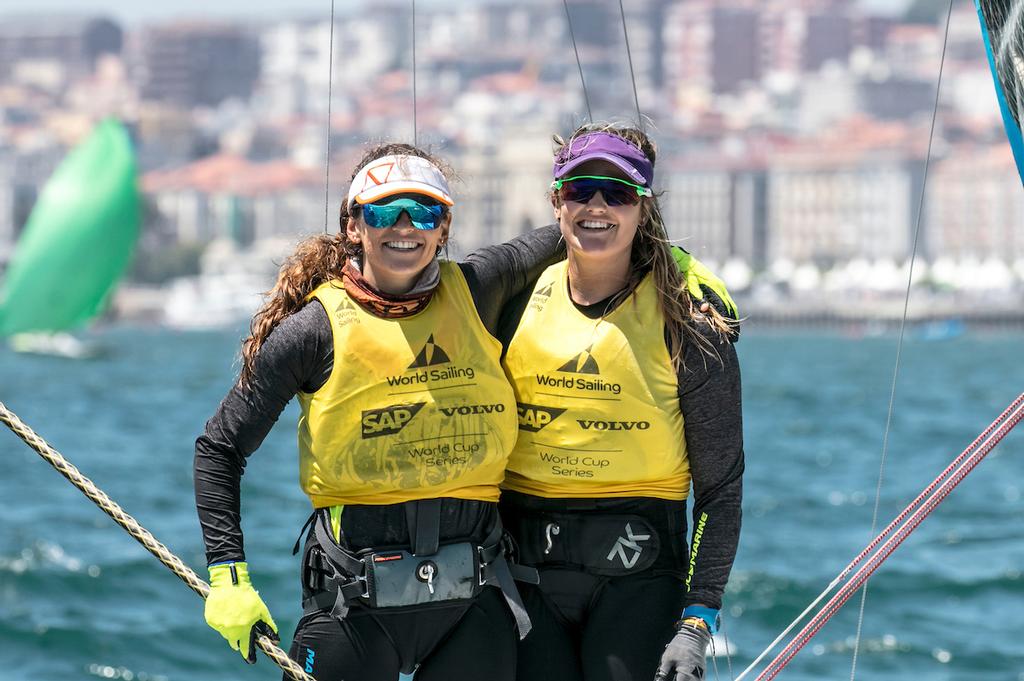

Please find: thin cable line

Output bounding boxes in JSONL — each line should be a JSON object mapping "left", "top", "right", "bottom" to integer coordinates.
{"left": 618, "top": 0, "right": 643, "bottom": 129}
{"left": 848, "top": 1, "right": 955, "bottom": 678}
{"left": 750, "top": 396, "right": 1024, "bottom": 681}
{"left": 323, "top": 0, "right": 336, "bottom": 233}
{"left": 412, "top": 0, "right": 418, "bottom": 145}
{"left": 734, "top": 393, "right": 1024, "bottom": 680}
{"left": 721, "top": 619, "right": 736, "bottom": 680}
{"left": 562, "top": 0, "right": 592, "bottom": 122}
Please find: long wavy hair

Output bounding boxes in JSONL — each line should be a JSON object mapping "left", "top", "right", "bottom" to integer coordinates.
{"left": 552, "top": 124, "right": 735, "bottom": 369}
{"left": 238, "top": 143, "right": 453, "bottom": 389}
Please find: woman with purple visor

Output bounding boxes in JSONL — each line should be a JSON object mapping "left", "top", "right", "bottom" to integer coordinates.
{"left": 498, "top": 125, "right": 743, "bottom": 681}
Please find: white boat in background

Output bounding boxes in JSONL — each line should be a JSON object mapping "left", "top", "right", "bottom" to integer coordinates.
{"left": 7, "top": 332, "right": 101, "bottom": 359}
{"left": 161, "top": 237, "right": 286, "bottom": 330}
{"left": 163, "top": 273, "right": 267, "bottom": 330}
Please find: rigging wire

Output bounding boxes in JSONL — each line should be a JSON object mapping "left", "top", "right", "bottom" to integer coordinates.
{"left": 617, "top": 0, "right": 644, "bottom": 129}
{"left": 721, "top": 620, "right": 736, "bottom": 680}
{"left": 323, "top": 0, "right": 336, "bottom": 234}
{"left": 412, "top": 0, "right": 418, "bottom": 145}
{"left": 733, "top": 393, "right": 1024, "bottom": 680}
{"left": 562, "top": 0, "right": 593, "bottom": 122}
{"left": 848, "top": 1, "right": 955, "bottom": 677}
{"left": 752, "top": 394, "right": 1024, "bottom": 681}
{"left": 736, "top": 391, "right": 1024, "bottom": 678}
{"left": 733, "top": 2, "right": 958, "bottom": 677}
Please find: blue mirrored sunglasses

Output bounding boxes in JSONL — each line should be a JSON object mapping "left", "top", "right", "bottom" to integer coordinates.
{"left": 358, "top": 197, "right": 447, "bottom": 231}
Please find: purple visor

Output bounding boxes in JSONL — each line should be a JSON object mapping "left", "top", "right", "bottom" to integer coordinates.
{"left": 553, "top": 131, "right": 654, "bottom": 187}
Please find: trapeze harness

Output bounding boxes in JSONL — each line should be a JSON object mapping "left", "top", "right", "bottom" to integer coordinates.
{"left": 501, "top": 261, "right": 692, "bottom": 577}
{"left": 292, "top": 263, "right": 535, "bottom": 635}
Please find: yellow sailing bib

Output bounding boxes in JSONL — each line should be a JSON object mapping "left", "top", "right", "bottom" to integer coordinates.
{"left": 502, "top": 261, "right": 689, "bottom": 500}
{"left": 298, "top": 262, "right": 517, "bottom": 506}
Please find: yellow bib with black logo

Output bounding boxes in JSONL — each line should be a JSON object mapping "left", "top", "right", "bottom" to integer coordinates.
{"left": 502, "top": 261, "right": 689, "bottom": 500}
{"left": 297, "top": 261, "right": 517, "bottom": 506}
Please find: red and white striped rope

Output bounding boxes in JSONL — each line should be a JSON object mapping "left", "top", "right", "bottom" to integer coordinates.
{"left": 736, "top": 392, "right": 1024, "bottom": 681}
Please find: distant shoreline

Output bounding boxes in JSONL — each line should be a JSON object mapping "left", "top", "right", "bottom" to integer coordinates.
{"left": 739, "top": 299, "right": 1024, "bottom": 331}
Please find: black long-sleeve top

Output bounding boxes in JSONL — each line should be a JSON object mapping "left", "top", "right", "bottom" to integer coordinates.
{"left": 194, "top": 228, "right": 742, "bottom": 610}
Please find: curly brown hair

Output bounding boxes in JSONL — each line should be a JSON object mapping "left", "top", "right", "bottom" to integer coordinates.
{"left": 237, "top": 143, "right": 453, "bottom": 389}
{"left": 552, "top": 123, "right": 735, "bottom": 369}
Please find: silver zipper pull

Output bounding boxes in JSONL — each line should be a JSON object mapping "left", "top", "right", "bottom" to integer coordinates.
{"left": 544, "top": 522, "right": 561, "bottom": 555}
{"left": 417, "top": 562, "right": 436, "bottom": 594}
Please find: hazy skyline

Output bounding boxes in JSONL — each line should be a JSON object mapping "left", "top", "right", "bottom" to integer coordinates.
{"left": 3, "top": 0, "right": 912, "bottom": 26}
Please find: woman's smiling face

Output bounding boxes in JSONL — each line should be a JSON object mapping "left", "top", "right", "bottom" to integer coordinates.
{"left": 346, "top": 193, "right": 451, "bottom": 294}
{"left": 553, "top": 160, "right": 643, "bottom": 261}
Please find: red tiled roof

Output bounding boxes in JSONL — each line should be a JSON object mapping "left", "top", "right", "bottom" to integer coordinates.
{"left": 142, "top": 154, "right": 320, "bottom": 195}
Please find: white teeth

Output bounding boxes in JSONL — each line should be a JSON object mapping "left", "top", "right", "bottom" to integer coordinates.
{"left": 580, "top": 220, "right": 614, "bottom": 230}
{"left": 385, "top": 241, "right": 420, "bottom": 250}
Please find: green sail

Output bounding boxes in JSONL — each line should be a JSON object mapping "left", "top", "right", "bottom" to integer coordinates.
{"left": 0, "top": 119, "right": 140, "bottom": 336}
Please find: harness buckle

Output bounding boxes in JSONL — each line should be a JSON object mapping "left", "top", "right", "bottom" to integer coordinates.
{"left": 355, "top": 573, "right": 370, "bottom": 599}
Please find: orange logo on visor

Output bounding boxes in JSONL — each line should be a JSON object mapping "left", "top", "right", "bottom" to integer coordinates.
{"left": 362, "top": 161, "right": 395, "bottom": 191}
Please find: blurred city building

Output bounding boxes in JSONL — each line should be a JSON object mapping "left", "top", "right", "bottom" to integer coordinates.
{"left": 135, "top": 23, "right": 261, "bottom": 108}
{"left": 0, "top": 15, "right": 122, "bottom": 89}
{"left": 0, "top": 0, "right": 1021, "bottom": 325}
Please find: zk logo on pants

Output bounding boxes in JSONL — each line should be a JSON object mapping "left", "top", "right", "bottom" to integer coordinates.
{"left": 607, "top": 523, "right": 651, "bottom": 569}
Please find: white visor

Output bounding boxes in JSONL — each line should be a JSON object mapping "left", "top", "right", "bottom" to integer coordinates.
{"left": 346, "top": 154, "right": 454, "bottom": 207}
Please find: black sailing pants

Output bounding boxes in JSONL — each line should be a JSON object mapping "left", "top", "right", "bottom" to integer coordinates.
{"left": 516, "top": 568, "right": 687, "bottom": 681}
{"left": 285, "top": 586, "right": 516, "bottom": 681}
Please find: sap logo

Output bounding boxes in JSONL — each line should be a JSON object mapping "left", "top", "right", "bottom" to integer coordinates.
{"left": 361, "top": 403, "right": 426, "bottom": 438}
{"left": 517, "top": 403, "right": 567, "bottom": 432}
{"left": 440, "top": 404, "right": 506, "bottom": 417}
{"left": 577, "top": 420, "right": 651, "bottom": 431}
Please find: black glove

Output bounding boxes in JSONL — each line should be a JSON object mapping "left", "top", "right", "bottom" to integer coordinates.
{"left": 655, "top": 621, "right": 711, "bottom": 681}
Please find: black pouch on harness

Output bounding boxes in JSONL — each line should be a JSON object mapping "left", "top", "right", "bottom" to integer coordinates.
{"left": 516, "top": 513, "right": 661, "bottom": 577}
{"left": 307, "top": 503, "right": 481, "bottom": 611}
{"left": 363, "top": 542, "right": 480, "bottom": 608}
{"left": 300, "top": 502, "right": 535, "bottom": 638}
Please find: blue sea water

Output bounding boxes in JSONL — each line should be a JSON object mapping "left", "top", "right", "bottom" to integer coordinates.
{"left": 1, "top": 328, "right": 1021, "bottom": 681}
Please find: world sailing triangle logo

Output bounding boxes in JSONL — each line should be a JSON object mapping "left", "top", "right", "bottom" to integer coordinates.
{"left": 557, "top": 345, "right": 600, "bottom": 374}
{"left": 409, "top": 334, "right": 451, "bottom": 368}
{"left": 528, "top": 281, "right": 554, "bottom": 311}
{"left": 334, "top": 297, "right": 359, "bottom": 324}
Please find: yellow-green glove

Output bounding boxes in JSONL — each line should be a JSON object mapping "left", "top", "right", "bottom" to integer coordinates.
{"left": 205, "top": 562, "right": 278, "bottom": 664}
{"left": 671, "top": 246, "right": 738, "bottom": 318}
